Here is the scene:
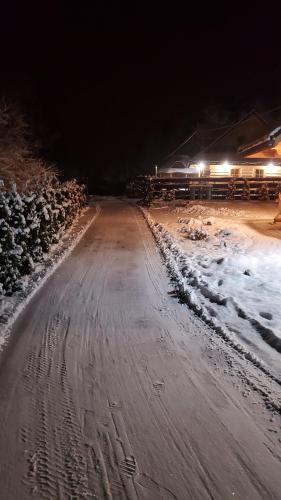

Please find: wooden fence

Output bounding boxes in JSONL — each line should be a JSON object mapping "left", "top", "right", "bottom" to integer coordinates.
{"left": 127, "top": 176, "right": 281, "bottom": 202}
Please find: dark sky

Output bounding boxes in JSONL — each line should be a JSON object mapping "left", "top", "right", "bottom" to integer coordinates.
{"left": 1, "top": 3, "right": 281, "bottom": 192}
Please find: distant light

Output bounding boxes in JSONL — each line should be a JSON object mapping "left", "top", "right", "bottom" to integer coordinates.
{"left": 265, "top": 162, "right": 278, "bottom": 174}
{"left": 197, "top": 162, "right": 205, "bottom": 172}
{"left": 215, "top": 161, "right": 231, "bottom": 174}
{"left": 197, "top": 161, "right": 205, "bottom": 178}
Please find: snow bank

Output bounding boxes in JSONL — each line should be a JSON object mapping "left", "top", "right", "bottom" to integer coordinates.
{"left": 141, "top": 204, "right": 281, "bottom": 383}
{"left": 174, "top": 204, "right": 252, "bottom": 218}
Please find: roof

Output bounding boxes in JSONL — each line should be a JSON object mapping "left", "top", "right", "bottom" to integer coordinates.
{"left": 238, "top": 125, "right": 281, "bottom": 156}
{"left": 159, "top": 164, "right": 198, "bottom": 174}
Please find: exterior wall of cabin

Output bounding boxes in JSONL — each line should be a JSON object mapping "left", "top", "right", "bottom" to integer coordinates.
{"left": 159, "top": 165, "right": 281, "bottom": 178}
{"left": 209, "top": 164, "right": 281, "bottom": 178}
{"left": 262, "top": 163, "right": 281, "bottom": 176}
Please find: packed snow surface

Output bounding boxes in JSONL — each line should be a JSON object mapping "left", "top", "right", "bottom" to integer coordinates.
{"left": 0, "top": 199, "right": 280, "bottom": 500}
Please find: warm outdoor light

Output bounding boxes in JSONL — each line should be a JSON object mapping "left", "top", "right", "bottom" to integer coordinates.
{"left": 265, "top": 162, "right": 278, "bottom": 174}
{"left": 215, "top": 161, "right": 231, "bottom": 174}
{"left": 197, "top": 162, "right": 205, "bottom": 177}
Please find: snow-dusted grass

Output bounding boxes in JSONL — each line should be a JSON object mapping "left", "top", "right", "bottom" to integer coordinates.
{"left": 142, "top": 201, "right": 281, "bottom": 381}
{"left": 0, "top": 204, "right": 100, "bottom": 348}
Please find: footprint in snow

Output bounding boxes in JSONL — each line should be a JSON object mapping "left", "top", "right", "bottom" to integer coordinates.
{"left": 153, "top": 380, "right": 165, "bottom": 393}
{"left": 259, "top": 312, "right": 273, "bottom": 321}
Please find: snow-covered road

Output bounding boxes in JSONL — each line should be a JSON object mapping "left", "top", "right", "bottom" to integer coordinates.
{"left": 0, "top": 198, "right": 280, "bottom": 500}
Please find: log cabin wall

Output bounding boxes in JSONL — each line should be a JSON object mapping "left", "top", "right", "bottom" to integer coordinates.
{"left": 208, "top": 164, "right": 281, "bottom": 178}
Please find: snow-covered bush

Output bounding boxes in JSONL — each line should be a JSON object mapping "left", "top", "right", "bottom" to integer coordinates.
{"left": 0, "top": 190, "right": 23, "bottom": 295}
{"left": 185, "top": 227, "right": 209, "bottom": 240}
{"left": 177, "top": 217, "right": 209, "bottom": 241}
{"left": 0, "top": 180, "right": 86, "bottom": 295}
{"left": 178, "top": 225, "right": 208, "bottom": 240}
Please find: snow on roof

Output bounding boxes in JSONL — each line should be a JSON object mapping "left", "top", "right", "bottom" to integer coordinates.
{"left": 159, "top": 164, "right": 197, "bottom": 174}
{"left": 269, "top": 125, "right": 281, "bottom": 140}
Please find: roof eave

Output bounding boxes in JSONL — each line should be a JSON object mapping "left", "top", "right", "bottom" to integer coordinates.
{"left": 239, "top": 126, "right": 281, "bottom": 156}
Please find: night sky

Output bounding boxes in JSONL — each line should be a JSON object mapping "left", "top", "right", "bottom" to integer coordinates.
{"left": 1, "top": 4, "right": 281, "bottom": 193}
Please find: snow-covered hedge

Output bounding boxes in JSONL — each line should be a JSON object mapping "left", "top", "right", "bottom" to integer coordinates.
{"left": 0, "top": 180, "right": 86, "bottom": 295}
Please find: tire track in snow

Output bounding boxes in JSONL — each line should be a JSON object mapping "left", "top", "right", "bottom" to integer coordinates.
{"left": 22, "top": 312, "right": 93, "bottom": 499}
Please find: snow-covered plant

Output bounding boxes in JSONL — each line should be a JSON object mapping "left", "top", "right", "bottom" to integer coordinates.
{"left": 185, "top": 227, "right": 209, "bottom": 240}
{"left": 0, "top": 180, "right": 86, "bottom": 295}
{"left": 8, "top": 184, "right": 34, "bottom": 276}
{"left": 178, "top": 217, "right": 190, "bottom": 224}
{"left": 0, "top": 190, "right": 22, "bottom": 294}
{"left": 178, "top": 225, "right": 190, "bottom": 234}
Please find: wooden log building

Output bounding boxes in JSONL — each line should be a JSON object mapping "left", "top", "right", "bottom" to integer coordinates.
{"left": 127, "top": 109, "right": 281, "bottom": 201}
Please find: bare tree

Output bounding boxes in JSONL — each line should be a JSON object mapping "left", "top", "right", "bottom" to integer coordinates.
{"left": 0, "top": 100, "right": 57, "bottom": 191}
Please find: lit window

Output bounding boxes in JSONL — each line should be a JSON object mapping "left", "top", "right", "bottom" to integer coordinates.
{"left": 255, "top": 169, "right": 264, "bottom": 178}
{"left": 230, "top": 168, "right": 240, "bottom": 177}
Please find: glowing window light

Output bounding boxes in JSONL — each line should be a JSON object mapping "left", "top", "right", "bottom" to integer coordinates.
{"left": 263, "top": 162, "right": 281, "bottom": 176}
{"left": 266, "top": 162, "right": 278, "bottom": 174}
{"left": 215, "top": 161, "right": 231, "bottom": 174}
{"left": 197, "top": 161, "right": 205, "bottom": 177}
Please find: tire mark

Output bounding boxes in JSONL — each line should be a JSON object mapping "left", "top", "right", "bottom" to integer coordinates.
{"left": 136, "top": 472, "right": 178, "bottom": 500}
{"left": 21, "top": 312, "right": 94, "bottom": 499}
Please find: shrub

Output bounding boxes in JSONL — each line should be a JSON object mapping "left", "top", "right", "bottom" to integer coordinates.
{"left": 0, "top": 180, "right": 86, "bottom": 295}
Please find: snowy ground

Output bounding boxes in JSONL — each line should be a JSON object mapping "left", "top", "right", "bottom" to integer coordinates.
{"left": 0, "top": 204, "right": 100, "bottom": 348}
{"left": 0, "top": 198, "right": 281, "bottom": 500}
{"left": 146, "top": 200, "right": 281, "bottom": 379}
